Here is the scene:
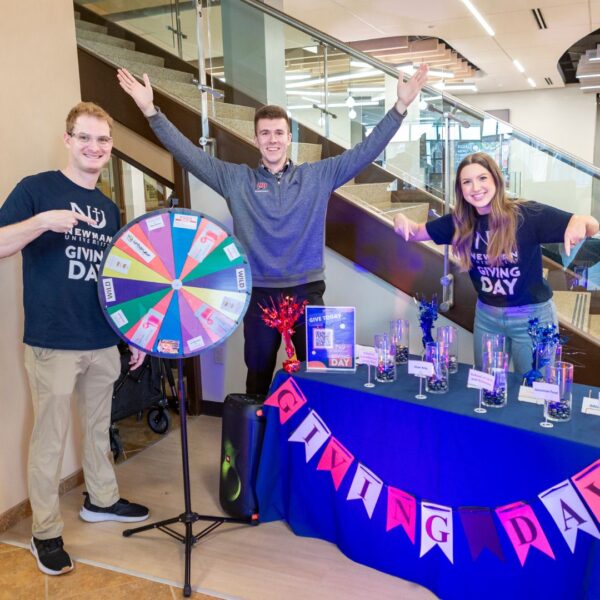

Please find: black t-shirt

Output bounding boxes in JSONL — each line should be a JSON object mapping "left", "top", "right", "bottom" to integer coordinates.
{"left": 425, "top": 202, "right": 573, "bottom": 307}
{"left": 0, "top": 170, "right": 121, "bottom": 349}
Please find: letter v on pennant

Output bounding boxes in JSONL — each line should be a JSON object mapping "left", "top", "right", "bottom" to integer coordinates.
{"left": 264, "top": 377, "right": 307, "bottom": 424}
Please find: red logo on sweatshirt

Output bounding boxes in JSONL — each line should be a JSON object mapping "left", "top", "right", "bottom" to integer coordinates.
{"left": 255, "top": 182, "right": 269, "bottom": 192}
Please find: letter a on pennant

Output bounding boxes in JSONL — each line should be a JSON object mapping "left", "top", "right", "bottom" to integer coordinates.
{"left": 288, "top": 410, "right": 331, "bottom": 462}
{"left": 420, "top": 502, "right": 454, "bottom": 563}
{"left": 496, "top": 501, "right": 555, "bottom": 566}
{"left": 264, "top": 377, "right": 307, "bottom": 424}
{"left": 539, "top": 479, "right": 600, "bottom": 553}
{"left": 346, "top": 463, "right": 383, "bottom": 519}
{"left": 386, "top": 487, "right": 417, "bottom": 544}
{"left": 571, "top": 459, "right": 600, "bottom": 523}
{"left": 316, "top": 437, "right": 354, "bottom": 490}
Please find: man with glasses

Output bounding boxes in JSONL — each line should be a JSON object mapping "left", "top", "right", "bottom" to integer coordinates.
{"left": 0, "top": 102, "right": 149, "bottom": 576}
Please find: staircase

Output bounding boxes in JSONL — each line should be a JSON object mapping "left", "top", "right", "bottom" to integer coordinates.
{"left": 74, "top": 11, "right": 431, "bottom": 215}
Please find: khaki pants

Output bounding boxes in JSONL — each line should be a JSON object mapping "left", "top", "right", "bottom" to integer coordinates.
{"left": 24, "top": 345, "right": 121, "bottom": 540}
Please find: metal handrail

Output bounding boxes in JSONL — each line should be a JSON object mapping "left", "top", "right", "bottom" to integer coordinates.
{"left": 239, "top": 0, "right": 600, "bottom": 179}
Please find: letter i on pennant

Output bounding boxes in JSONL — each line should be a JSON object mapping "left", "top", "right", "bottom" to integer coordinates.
{"left": 288, "top": 410, "right": 331, "bottom": 463}
{"left": 264, "top": 377, "right": 307, "bottom": 424}
{"left": 346, "top": 463, "right": 383, "bottom": 519}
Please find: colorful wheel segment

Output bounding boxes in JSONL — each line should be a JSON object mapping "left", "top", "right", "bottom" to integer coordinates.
{"left": 98, "top": 208, "right": 252, "bottom": 359}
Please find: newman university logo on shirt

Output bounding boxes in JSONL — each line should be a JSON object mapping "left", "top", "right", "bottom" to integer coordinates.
{"left": 255, "top": 181, "right": 269, "bottom": 193}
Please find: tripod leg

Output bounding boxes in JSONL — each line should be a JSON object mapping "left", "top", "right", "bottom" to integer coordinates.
{"left": 184, "top": 519, "right": 193, "bottom": 597}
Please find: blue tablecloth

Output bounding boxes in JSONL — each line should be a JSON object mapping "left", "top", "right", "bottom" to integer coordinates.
{"left": 256, "top": 363, "right": 600, "bottom": 600}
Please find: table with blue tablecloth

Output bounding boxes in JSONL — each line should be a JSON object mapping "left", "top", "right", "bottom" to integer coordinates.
{"left": 255, "top": 363, "right": 600, "bottom": 600}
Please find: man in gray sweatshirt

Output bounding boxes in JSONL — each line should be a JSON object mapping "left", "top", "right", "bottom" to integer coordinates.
{"left": 118, "top": 65, "right": 428, "bottom": 395}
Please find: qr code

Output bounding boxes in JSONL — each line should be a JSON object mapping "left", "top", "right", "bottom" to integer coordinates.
{"left": 313, "top": 328, "right": 334, "bottom": 349}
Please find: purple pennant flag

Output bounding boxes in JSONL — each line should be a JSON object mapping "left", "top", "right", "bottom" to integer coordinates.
{"left": 459, "top": 507, "right": 504, "bottom": 561}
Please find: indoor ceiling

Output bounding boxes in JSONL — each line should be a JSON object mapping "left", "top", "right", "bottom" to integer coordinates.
{"left": 269, "top": 0, "right": 600, "bottom": 94}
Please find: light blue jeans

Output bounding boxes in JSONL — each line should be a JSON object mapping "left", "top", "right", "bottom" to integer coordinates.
{"left": 473, "top": 299, "right": 558, "bottom": 377}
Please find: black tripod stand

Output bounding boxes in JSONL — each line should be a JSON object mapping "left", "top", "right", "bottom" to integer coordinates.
{"left": 122, "top": 359, "right": 257, "bottom": 597}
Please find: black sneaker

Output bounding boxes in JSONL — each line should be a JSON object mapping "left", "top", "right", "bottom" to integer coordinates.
{"left": 30, "top": 536, "right": 74, "bottom": 576}
{"left": 79, "top": 492, "right": 149, "bottom": 523}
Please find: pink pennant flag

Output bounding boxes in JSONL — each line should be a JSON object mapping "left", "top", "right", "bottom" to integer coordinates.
{"left": 496, "top": 501, "right": 555, "bottom": 566}
{"left": 571, "top": 459, "right": 600, "bottom": 523}
{"left": 386, "top": 486, "right": 417, "bottom": 544}
{"left": 316, "top": 437, "right": 354, "bottom": 490}
{"left": 264, "top": 377, "right": 307, "bottom": 424}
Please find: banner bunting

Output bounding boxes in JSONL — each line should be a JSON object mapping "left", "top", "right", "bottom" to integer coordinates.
{"left": 347, "top": 463, "right": 383, "bottom": 519}
{"left": 539, "top": 479, "right": 600, "bottom": 553}
{"left": 264, "top": 377, "right": 307, "bottom": 424}
{"left": 316, "top": 436, "right": 354, "bottom": 490}
{"left": 386, "top": 487, "right": 417, "bottom": 544}
{"left": 420, "top": 502, "right": 454, "bottom": 564}
{"left": 458, "top": 507, "right": 504, "bottom": 561}
{"left": 496, "top": 501, "right": 555, "bottom": 565}
{"left": 288, "top": 410, "right": 331, "bottom": 462}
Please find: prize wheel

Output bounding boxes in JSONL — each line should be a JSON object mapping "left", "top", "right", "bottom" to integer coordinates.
{"left": 98, "top": 208, "right": 252, "bottom": 359}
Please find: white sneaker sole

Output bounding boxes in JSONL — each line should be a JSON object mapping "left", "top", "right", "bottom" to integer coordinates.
{"left": 79, "top": 507, "right": 149, "bottom": 523}
{"left": 30, "top": 538, "right": 74, "bottom": 576}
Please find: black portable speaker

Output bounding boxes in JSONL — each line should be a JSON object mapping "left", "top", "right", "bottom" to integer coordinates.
{"left": 219, "top": 394, "right": 266, "bottom": 518}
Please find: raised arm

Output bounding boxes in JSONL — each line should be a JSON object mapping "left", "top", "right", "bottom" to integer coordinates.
{"left": 0, "top": 211, "right": 97, "bottom": 258}
{"left": 393, "top": 212, "right": 431, "bottom": 242}
{"left": 117, "top": 68, "right": 157, "bottom": 117}
{"left": 563, "top": 214, "right": 600, "bottom": 257}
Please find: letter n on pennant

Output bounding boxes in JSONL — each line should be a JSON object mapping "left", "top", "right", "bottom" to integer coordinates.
{"left": 386, "top": 486, "right": 416, "bottom": 544}
{"left": 316, "top": 437, "right": 354, "bottom": 490}
{"left": 264, "top": 377, "right": 307, "bottom": 424}
{"left": 496, "top": 501, "right": 555, "bottom": 566}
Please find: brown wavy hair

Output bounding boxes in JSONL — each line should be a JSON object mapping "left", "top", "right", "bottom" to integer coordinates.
{"left": 66, "top": 101, "right": 113, "bottom": 135}
{"left": 452, "top": 152, "right": 522, "bottom": 270}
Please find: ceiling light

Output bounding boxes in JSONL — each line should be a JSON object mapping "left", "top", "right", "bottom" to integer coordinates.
{"left": 303, "top": 46, "right": 318, "bottom": 54}
{"left": 345, "top": 95, "right": 356, "bottom": 108}
{"left": 513, "top": 60, "right": 525, "bottom": 73}
{"left": 580, "top": 84, "right": 600, "bottom": 90}
{"left": 286, "top": 73, "right": 311, "bottom": 81}
{"left": 434, "top": 82, "right": 478, "bottom": 92}
{"left": 348, "top": 87, "right": 386, "bottom": 93}
{"left": 527, "top": 78, "right": 537, "bottom": 87}
{"left": 348, "top": 108, "right": 357, "bottom": 120}
{"left": 286, "top": 69, "right": 382, "bottom": 89}
{"left": 350, "top": 60, "right": 370, "bottom": 68}
{"left": 577, "top": 73, "right": 600, "bottom": 79}
{"left": 460, "top": 0, "right": 495, "bottom": 36}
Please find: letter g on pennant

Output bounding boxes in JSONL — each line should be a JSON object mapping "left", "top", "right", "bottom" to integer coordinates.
{"left": 264, "top": 377, "right": 307, "bottom": 424}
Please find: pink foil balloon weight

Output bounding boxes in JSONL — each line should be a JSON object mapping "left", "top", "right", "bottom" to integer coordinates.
{"left": 259, "top": 295, "right": 308, "bottom": 373}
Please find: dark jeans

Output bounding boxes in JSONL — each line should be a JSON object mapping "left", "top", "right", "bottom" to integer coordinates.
{"left": 244, "top": 280, "right": 326, "bottom": 395}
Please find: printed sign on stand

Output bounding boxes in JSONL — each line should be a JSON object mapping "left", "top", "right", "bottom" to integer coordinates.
{"left": 306, "top": 306, "right": 356, "bottom": 372}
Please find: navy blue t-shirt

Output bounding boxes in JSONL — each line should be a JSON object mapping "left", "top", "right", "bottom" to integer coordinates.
{"left": 0, "top": 170, "right": 121, "bottom": 349}
{"left": 425, "top": 202, "right": 572, "bottom": 307}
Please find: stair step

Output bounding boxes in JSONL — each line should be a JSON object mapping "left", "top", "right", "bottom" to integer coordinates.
{"left": 339, "top": 182, "right": 392, "bottom": 204}
{"left": 75, "top": 20, "right": 108, "bottom": 34}
{"left": 75, "top": 28, "right": 136, "bottom": 50}
{"left": 77, "top": 38, "right": 165, "bottom": 67}
{"left": 386, "top": 203, "right": 430, "bottom": 222}
{"left": 118, "top": 58, "right": 194, "bottom": 84}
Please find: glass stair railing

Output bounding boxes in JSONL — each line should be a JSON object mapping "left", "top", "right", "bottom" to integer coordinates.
{"left": 74, "top": 0, "right": 600, "bottom": 345}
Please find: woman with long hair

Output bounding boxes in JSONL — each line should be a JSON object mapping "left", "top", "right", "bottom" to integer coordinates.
{"left": 394, "top": 152, "right": 599, "bottom": 374}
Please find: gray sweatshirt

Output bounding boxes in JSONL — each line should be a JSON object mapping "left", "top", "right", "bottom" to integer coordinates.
{"left": 148, "top": 107, "right": 404, "bottom": 287}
